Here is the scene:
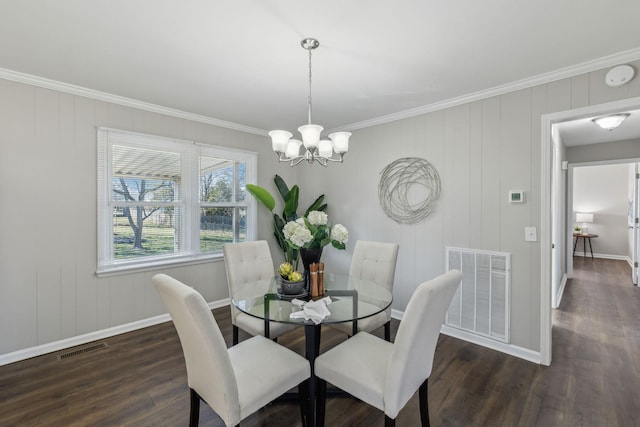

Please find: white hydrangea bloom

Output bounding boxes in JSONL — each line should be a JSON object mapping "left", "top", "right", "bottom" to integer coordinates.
{"left": 307, "top": 210, "right": 328, "bottom": 226}
{"left": 283, "top": 221, "right": 299, "bottom": 239}
{"left": 291, "top": 227, "right": 312, "bottom": 247}
{"left": 283, "top": 221, "right": 312, "bottom": 247}
{"left": 331, "top": 224, "right": 349, "bottom": 243}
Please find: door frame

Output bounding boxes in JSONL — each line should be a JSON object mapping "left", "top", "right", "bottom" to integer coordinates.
{"left": 540, "top": 96, "right": 640, "bottom": 366}
{"left": 566, "top": 159, "right": 640, "bottom": 279}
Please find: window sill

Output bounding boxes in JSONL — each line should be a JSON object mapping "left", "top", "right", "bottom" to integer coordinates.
{"left": 96, "top": 253, "right": 225, "bottom": 278}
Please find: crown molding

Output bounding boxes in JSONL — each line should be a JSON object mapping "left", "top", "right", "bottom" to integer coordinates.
{"left": 3, "top": 46, "right": 640, "bottom": 136}
{"left": 0, "top": 68, "right": 268, "bottom": 137}
{"left": 335, "top": 47, "right": 640, "bottom": 132}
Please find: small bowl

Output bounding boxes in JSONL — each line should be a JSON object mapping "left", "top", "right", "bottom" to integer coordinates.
{"left": 280, "top": 278, "right": 306, "bottom": 295}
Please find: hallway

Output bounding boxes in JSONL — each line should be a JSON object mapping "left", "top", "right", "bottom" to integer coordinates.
{"left": 547, "top": 257, "right": 640, "bottom": 425}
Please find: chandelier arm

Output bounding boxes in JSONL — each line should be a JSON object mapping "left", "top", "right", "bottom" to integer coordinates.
{"left": 290, "top": 156, "right": 308, "bottom": 167}
{"left": 314, "top": 157, "right": 329, "bottom": 167}
{"left": 319, "top": 154, "right": 345, "bottom": 163}
{"left": 276, "top": 152, "right": 304, "bottom": 164}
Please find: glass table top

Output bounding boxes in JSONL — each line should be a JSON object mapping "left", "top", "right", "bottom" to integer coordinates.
{"left": 232, "top": 273, "right": 393, "bottom": 325}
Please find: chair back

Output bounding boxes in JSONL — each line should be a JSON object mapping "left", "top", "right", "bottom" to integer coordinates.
{"left": 384, "top": 270, "right": 463, "bottom": 418}
{"left": 223, "top": 240, "right": 275, "bottom": 322}
{"left": 152, "top": 274, "right": 240, "bottom": 426}
{"left": 349, "top": 240, "right": 399, "bottom": 292}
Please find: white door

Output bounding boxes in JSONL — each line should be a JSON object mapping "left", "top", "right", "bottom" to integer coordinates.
{"left": 551, "top": 141, "right": 560, "bottom": 307}
{"left": 633, "top": 164, "right": 640, "bottom": 285}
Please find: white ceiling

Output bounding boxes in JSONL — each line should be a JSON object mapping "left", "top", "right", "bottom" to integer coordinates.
{"left": 1, "top": 1, "right": 640, "bottom": 138}
{"left": 555, "top": 109, "right": 640, "bottom": 147}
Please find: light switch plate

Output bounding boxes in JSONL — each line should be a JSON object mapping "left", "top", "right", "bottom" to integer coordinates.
{"left": 525, "top": 227, "right": 537, "bottom": 242}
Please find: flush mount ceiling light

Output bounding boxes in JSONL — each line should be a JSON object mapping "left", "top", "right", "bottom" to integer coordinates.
{"left": 269, "top": 38, "right": 351, "bottom": 167}
{"left": 591, "top": 113, "right": 630, "bottom": 131}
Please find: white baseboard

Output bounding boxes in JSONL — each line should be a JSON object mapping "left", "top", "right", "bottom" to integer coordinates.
{"left": 0, "top": 298, "right": 230, "bottom": 367}
{"left": 390, "top": 308, "right": 404, "bottom": 320}
{"left": 573, "top": 252, "right": 629, "bottom": 261}
{"left": 392, "top": 309, "right": 541, "bottom": 364}
{"left": 554, "top": 274, "right": 568, "bottom": 309}
{"left": 440, "top": 325, "right": 541, "bottom": 364}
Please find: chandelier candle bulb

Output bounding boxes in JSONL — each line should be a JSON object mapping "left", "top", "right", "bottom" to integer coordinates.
{"left": 318, "top": 139, "right": 333, "bottom": 158}
{"left": 328, "top": 132, "right": 351, "bottom": 154}
{"left": 299, "top": 124, "right": 323, "bottom": 148}
{"left": 285, "top": 139, "right": 302, "bottom": 159}
{"left": 269, "top": 130, "right": 292, "bottom": 152}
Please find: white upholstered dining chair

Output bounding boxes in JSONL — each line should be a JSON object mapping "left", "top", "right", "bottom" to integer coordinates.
{"left": 315, "top": 270, "right": 463, "bottom": 427}
{"left": 223, "top": 240, "right": 297, "bottom": 345}
{"left": 152, "top": 274, "right": 311, "bottom": 427}
{"left": 328, "top": 240, "right": 399, "bottom": 341}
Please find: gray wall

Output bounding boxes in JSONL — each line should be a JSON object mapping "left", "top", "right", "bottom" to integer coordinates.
{"left": 1, "top": 58, "right": 640, "bottom": 359}
{"left": 0, "top": 78, "right": 297, "bottom": 357}
{"left": 299, "top": 60, "right": 640, "bottom": 353}
{"left": 567, "top": 138, "right": 640, "bottom": 163}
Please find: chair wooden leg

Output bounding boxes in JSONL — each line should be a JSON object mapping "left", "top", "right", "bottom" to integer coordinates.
{"left": 298, "top": 380, "right": 309, "bottom": 427}
{"left": 384, "top": 415, "right": 395, "bottom": 427}
{"left": 232, "top": 325, "right": 239, "bottom": 345}
{"left": 316, "top": 378, "right": 327, "bottom": 427}
{"left": 189, "top": 388, "right": 200, "bottom": 427}
{"left": 419, "top": 378, "right": 430, "bottom": 427}
{"left": 384, "top": 321, "right": 391, "bottom": 342}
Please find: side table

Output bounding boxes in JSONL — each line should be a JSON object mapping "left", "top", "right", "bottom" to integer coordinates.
{"left": 573, "top": 233, "right": 598, "bottom": 259}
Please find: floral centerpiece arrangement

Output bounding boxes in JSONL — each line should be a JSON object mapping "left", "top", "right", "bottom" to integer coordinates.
{"left": 283, "top": 210, "right": 348, "bottom": 253}
{"left": 246, "top": 175, "right": 327, "bottom": 270}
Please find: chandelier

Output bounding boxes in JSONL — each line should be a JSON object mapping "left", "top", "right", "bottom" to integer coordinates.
{"left": 269, "top": 38, "right": 351, "bottom": 167}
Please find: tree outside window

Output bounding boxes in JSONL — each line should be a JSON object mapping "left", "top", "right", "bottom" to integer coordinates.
{"left": 97, "top": 128, "right": 256, "bottom": 275}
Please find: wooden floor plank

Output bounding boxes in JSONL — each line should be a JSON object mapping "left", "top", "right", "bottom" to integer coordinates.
{"left": 1, "top": 257, "right": 639, "bottom": 426}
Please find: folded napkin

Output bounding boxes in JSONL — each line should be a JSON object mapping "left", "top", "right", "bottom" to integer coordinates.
{"left": 290, "top": 296, "right": 332, "bottom": 324}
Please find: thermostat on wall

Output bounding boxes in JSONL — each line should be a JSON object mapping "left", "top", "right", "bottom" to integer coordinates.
{"left": 509, "top": 191, "right": 524, "bottom": 203}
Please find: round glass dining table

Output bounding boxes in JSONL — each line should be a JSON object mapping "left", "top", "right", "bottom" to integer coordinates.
{"left": 231, "top": 273, "right": 392, "bottom": 427}
{"left": 232, "top": 273, "right": 393, "bottom": 336}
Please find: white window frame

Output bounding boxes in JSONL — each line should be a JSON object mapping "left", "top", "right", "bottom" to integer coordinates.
{"left": 97, "top": 127, "right": 257, "bottom": 276}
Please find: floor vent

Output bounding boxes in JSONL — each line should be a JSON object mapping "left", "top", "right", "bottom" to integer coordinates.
{"left": 58, "top": 342, "right": 108, "bottom": 360}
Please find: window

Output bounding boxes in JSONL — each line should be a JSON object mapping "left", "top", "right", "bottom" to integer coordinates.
{"left": 97, "top": 128, "right": 256, "bottom": 275}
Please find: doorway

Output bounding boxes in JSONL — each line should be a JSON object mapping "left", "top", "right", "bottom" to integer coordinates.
{"left": 567, "top": 161, "right": 640, "bottom": 281}
{"left": 540, "top": 96, "right": 640, "bottom": 366}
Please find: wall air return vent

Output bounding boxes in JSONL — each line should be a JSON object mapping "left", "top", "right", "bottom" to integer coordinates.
{"left": 446, "top": 247, "right": 511, "bottom": 343}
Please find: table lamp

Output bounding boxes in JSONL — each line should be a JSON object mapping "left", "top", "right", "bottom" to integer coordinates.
{"left": 576, "top": 213, "right": 593, "bottom": 235}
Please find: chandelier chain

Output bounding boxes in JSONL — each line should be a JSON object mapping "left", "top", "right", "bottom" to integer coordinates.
{"left": 307, "top": 48, "right": 313, "bottom": 125}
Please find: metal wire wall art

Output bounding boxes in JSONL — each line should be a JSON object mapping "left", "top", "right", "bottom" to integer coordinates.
{"left": 378, "top": 157, "right": 441, "bottom": 224}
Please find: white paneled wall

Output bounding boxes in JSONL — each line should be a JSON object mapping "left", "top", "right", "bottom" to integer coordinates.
{"left": 299, "top": 59, "right": 640, "bottom": 353}
{"left": 2, "top": 58, "right": 640, "bottom": 360}
{"left": 0, "top": 79, "right": 296, "bottom": 358}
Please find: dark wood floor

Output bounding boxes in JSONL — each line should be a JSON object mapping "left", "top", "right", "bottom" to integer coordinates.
{"left": 1, "top": 258, "right": 639, "bottom": 426}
